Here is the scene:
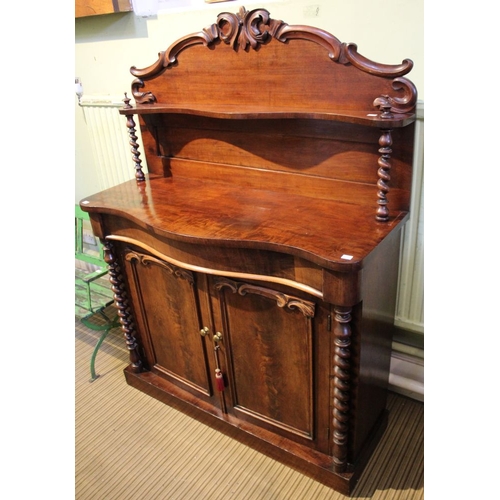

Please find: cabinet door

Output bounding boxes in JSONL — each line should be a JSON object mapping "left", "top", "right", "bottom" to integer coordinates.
{"left": 210, "top": 276, "right": 331, "bottom": 452}
{"left": 121, "top": 247, "right": 218, "bottom": 406}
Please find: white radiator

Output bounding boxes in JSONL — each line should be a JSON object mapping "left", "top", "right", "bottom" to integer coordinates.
{"left": 80, "top": 96, "right": 146, "bottom": 191}
{"left": 395, "top": 102, "right": 425, "bottom": 335}
{"left": 79, "top": 96, "right": 425, "bottom": 399}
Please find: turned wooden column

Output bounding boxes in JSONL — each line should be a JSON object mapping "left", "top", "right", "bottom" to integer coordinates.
{"left": 122, "top": 93, "right": 146, "bottom": 182}
{"left": 332, "top": 305, "right": 352, "bottom": 473}
{"left": 103, "top": 239, "right": 143, "bottom": 372}
{"left": 376, "top": 129, "right": 393, "bottom": 222}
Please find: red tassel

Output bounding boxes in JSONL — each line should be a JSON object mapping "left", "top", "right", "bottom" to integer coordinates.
{"left": 215, "top": 368, "right": 225, "bottom": 391}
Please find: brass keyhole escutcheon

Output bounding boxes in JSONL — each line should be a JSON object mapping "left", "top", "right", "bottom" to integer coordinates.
{"left": 200, "top": 327, "right": 209, "bottom": 337}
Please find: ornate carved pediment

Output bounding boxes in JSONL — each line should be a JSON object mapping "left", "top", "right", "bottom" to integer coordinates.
{"left": 130, "top": 6, "right": 417, "bottom": 113}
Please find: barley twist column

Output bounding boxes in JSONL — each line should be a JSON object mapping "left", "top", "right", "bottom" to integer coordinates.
{"left": 376, "top": 129, "right": 393, "bottom": 222}
{"left": 332, "top": 306, "right": 352, "bottom": 473}
{"left": 123, "top": 93, "right": 145, "bottom": 182}
{"left": 103, "top": 239, "right": 143, "bottom": 373}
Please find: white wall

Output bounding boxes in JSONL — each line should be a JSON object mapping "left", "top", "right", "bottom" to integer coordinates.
{"left": 75, "top": 0, "right": 423, "bottom": 202}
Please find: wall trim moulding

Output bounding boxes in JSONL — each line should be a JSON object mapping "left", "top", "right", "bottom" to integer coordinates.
{"left": 389, "top": 350, "right": 424, "bottom": 402}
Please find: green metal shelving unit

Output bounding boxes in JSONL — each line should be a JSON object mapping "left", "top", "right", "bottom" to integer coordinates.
{"left": 75, "top": 205, "right": 119, "bottom": 381}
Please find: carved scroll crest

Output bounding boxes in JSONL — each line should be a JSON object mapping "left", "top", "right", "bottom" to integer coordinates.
{"left": 216, "top": 6, "right": 284, "bottom": 50}
{"left": 129, "top": 6, "right": 417, "bottom": 110}
{"left": 131, "top": 78, "right": 155, "bottom": 104}
{"left": 373, "top": 77, "right": 418, "bottom": 117}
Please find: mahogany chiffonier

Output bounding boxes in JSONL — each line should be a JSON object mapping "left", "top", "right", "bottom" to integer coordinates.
{"left": 80, "top": 6, "right": 417, "bottom": 495}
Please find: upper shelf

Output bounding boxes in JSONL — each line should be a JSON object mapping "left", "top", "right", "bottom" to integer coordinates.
{"left": 119, "top": 103, "right": 416, "bottom": 128}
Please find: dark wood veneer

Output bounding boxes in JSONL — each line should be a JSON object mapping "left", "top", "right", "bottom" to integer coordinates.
{"left": 81, "top": 6, "right": 417, "bottom": 495}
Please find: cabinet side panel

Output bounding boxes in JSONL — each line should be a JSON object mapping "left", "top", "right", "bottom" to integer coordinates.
{"left": 350, "top": 228, "right": 403, "bottom": 460}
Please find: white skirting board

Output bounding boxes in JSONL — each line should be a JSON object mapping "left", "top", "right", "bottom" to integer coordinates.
{"left": 389, "top": 347, "right": 424, "bottom": 402}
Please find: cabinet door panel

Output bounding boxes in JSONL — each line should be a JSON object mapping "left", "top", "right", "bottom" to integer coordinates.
{"left": 213, "top": 277, "right": 317, "bottom": 440}
{"left": 123, "top": 249, "right": 213, "bottom": 398}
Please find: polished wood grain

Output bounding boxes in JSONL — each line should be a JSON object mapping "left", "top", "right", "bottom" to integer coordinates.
{"left": 82, "top": 175, "right": 409, "bottom": 272}
{"left": 136, "top": 114, "right": 415, "bottom": 211}
{"left": 81, "top": 6, "right": 417, "bottom": 495}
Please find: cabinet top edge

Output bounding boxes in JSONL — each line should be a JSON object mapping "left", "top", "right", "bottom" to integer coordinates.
{"left": 80, "top": 176, "right": 408, "bottom": 273}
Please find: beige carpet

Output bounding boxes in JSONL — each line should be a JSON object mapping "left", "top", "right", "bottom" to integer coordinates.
{"left": 75, "top": 315, "right": 423, "bottom": 499}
